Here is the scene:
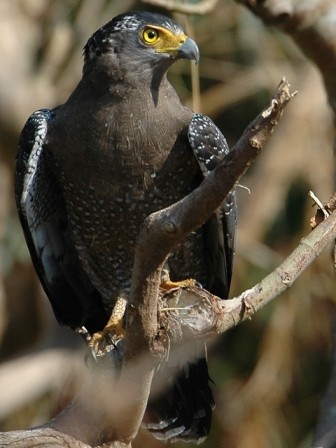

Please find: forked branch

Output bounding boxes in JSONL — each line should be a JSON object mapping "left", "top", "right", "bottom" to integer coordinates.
{"left": 0, "top": 79, "right": 297, "bottom": 448}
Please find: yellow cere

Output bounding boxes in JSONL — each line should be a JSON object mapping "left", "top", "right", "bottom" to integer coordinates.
{"left": 141, "top": 25, "right": 188, "bottom": 55}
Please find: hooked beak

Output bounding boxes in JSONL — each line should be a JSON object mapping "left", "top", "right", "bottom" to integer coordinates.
{"left": 177, "top": 37, "right": 200, "bottom": 64}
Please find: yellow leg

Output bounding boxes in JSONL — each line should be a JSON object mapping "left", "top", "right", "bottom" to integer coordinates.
{"left": 89, "top": 297, "right": 127, "bottom": 356}
{"left": 160, "top": 277, "right": 197, "bottom": 291}
{"left": 160, "top": 267, "right": 198, "bottom": 291}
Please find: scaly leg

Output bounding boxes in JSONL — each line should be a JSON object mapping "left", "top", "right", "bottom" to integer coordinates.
{"left": 160, "top": 268, "right": 197, "bottom": 291}
{"left": 89, "top": 296, "right": 127, "bottom": 356}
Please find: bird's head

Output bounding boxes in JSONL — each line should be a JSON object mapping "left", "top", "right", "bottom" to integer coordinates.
{"left": 83, "top": 11, "right": 199, "bottom": 85}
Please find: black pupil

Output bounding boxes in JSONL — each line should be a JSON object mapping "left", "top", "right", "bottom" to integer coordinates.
{"left": 148, "top": 30, "right": 156, "bottom": 39}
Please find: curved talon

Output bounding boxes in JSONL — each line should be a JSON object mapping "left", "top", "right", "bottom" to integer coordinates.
{"left": 89, "top": 324, "right": 124, "bottom": 356}
{"left": 84, "top": 351, "right": 97, "bottom": 367}
{"left": 88, "top": 297, "right": 127, "bottom": 356}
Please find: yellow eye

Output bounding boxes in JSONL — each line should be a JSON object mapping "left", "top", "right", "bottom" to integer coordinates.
{"left": 142, "top": 28, "right": 159, "bottom": 44}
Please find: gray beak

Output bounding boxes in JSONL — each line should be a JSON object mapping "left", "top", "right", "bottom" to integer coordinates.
{"left": 178, "top": 37, "right": 200, "bottom": 64}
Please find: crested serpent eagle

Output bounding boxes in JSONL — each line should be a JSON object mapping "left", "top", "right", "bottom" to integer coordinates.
{"left": 15, "top": 11, "right": 236, "bottom": 444}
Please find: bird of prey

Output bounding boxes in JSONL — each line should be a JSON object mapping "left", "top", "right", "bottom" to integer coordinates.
{"left": 15, "top": 11, "right": 236, "bottom": 444}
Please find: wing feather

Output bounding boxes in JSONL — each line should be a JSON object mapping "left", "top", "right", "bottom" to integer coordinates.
{"left": 15, "top": 109, "right": 107, "bottom": 332}
{"left": 188, "top": 113, "right": 236, "bottom": 298}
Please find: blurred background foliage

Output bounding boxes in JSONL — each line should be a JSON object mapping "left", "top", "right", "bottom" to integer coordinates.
{"left": 0, "top": 1, "right": 335, "bottom": 447}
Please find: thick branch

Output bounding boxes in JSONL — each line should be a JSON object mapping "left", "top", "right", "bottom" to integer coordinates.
{"left": 160, "top": 207, "right": 336, "bottom": 339}
{"left": 0, "top": 79, "right": 294, "bottom": 447}
{"left": 133, "top": 78, "right": 295, "bottom": 278}
{"left": 0, "top": 428, "right": 92, "bottom": 448}
{"left": 115, "top": 78, "right": 295, "bottom": 444}
{"left": 3, "top": 201, "right": 333, "bottom": 448}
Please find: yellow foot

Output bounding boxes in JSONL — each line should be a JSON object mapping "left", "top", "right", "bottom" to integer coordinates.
{"left": 160, "top": 278, "right": 197, "bottom": 291}
{"left": 89, "top": 297, "right": 127, "bottom": 357}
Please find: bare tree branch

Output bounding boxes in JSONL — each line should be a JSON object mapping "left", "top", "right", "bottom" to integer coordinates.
{"left": 161, "top": 206, "right": 336, "bottom": 338}
{"left": 0, "top": 79, "right": 295, "bottom": 447}
{"left": 0, "top": 428, "right": 92, "bottom": 448}
{"left": 115, "top": 77, "right": 295, "bottom": 443}
{"left": 4, "top": 199, "right": 333, "bottom": 447}
{"left": 131, "top": 78, "right": 295, "bottom": 278}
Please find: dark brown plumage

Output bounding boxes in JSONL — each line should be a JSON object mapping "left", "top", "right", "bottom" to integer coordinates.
{"left": 15, "top": 11, "right": 236, "bottom": 443}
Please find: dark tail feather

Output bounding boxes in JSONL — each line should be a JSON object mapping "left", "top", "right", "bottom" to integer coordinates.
{"left": 144, "top": 357, "right": 215, "bottom": 444}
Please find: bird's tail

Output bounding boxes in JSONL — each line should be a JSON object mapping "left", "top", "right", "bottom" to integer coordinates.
{"left": 143, "top": 355, "right": 215, "bottom": 444}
